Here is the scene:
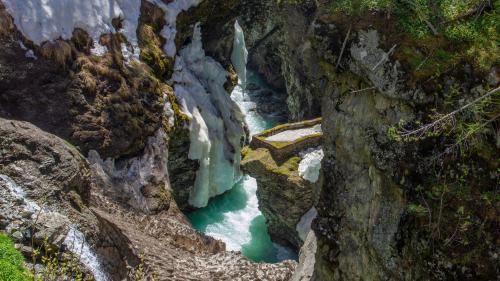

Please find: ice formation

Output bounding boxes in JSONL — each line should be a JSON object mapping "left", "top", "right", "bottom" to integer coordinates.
{"left": 231, "top": 20, "right": 248, "bottom": 88}
{"left": 298, "top": 147, "right": 324, "bottom": 183}
{"left": 3, "top": 0, "right": 142, "bottom": 58}
{"left": 0, "top": 174, "right": 108, "bottom": 281}
{"left": 147, "top": 0, "right": 202, "bottom": 57}
{"left": 171, "top": 23, "right": 246, "bottom": 207}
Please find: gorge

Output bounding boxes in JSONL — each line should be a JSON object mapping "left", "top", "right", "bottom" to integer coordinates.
{"left": 0, "top": 0, "right": 498, "bottom": 280}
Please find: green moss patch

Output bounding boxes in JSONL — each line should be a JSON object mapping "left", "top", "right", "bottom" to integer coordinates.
{"left": 242, "top": 147, "right": 302, "bottom": 180}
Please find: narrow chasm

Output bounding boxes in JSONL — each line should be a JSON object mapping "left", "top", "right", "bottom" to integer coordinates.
{"left": 187, "top": 21, "right": 296, "bottom": 263}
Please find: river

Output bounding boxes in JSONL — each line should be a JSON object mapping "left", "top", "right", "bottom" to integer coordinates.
{"left": 187, "top": 70, "right": 297, "bottom": 263}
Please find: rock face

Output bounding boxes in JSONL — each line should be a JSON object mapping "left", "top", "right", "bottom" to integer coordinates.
{"left": 0, "top": 118, "right": 105, "bottom": 277}
{"left": 232, "top": 1, "right": 499, "bottom": 280}
{"left": 0, "top": 117, "right": 296, "bottom": 280}
{"left": 0, "top": 118, "right": 97, "bottom": 233}
{"left": 241, "top": 147, "right": 316, "bottom": 249}
{"left": 0, "top": 3, "right": 164, "bottom": 160}
{"left": 311, "top": 10, "right": 499, "bottom": 281}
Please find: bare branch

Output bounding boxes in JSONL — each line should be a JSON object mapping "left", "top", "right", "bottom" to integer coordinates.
{"left": 400, "top": 86, "right": 500, "bottom": 138}
{"left": 351, "top": 86, "right": 376, "bottom": 94}
{"left": 336, "top": 25, "right": 352, "bottom": 71}
{"left": 372, "top": 44, "right": 397, "bottom": 71}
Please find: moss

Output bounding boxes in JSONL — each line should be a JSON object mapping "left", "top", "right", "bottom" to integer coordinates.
{"left": 262, "top": 133, "right": 323, "bottom": 149}
{"left": 242, "top": 147, "right": 302, "bottom": 180}
{"left": 138, "top": 24, "right": 174, "bottom": 78}
{"left": 0, "top": 233, "right": 30, "bottom": 281}
{"left": 166, "top": 91, "right": 190, "bottom": 128}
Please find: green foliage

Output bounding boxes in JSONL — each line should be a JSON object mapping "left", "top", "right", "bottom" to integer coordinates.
{"left": 329, "top": 0, "right": 394, "bottom": 16}
{"left": 407, "top": 203, "right": 428, "bottom": 216}
{"left": 328, "top": 0, "right": 499, "bottom": 73}
{"left": 31, "top": 237, "right": 88, "bottom": 281}
{"left": 0, "top": 233, "right": 30, "bottom": 281}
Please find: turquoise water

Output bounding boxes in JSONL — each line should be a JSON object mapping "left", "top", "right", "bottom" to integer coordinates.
{"left": 188, "top": 71, "right": 297, "bottom": 263}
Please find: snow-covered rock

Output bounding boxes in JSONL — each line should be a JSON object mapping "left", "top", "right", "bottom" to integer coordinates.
{"left": 3, "top": 0, "right": 142, "bottom": 58}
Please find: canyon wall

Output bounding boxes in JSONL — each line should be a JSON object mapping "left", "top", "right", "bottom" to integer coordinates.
{"left": 234, "top": 1, "right": 498, "bottom": 280}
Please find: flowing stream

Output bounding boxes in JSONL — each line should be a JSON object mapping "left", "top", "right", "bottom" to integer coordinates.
{"left": 188, "top": 71, "right": 297, "bottom": 263}
{"left": 187, "top": 21, "right": 297, "bottom": 263}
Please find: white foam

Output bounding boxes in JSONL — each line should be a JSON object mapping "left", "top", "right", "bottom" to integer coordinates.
{"left": 204, "top": 176, "right": 261, "bottom": 250}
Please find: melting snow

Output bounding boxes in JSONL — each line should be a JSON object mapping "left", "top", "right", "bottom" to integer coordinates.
{"left": 298, "top": 147, "right": 324, "bottom": 183}
{"left": 266, "top": 124, "right": 322, "bottom": 142}
{"left": 3, "top": 0, "right": 142, "bottom": 59}
{"left": 147, "top": 0, "right": 202, "bottom": 57}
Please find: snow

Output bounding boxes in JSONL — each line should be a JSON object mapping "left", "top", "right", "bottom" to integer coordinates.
{"left": 296, "top": 207, "right": 317, "bottom": 241}
{"left": 231, "top": 20, "right": 248, "bottom": 88}
{"left": 63, "top": 228, "right": 109, "bottom": 281}
{"left": 147, "top": 0, "right": 202, "bottom": 57}
{"left": 18, "top": 41, "right": 37, "bottom": 59}
{"left": 25, "top": 49, "right": 37, "bottom": 59}
{"left": 0, "top": 174, "right": 109, "bottom": 281}
{"left": 3, "top": 0, "right": 142, "bottom": 59}
{"left": 266, "top": 124, "right": 322, "bottom": 142}
{"left": 171, "top": 23, "right": 246, "bottom": 208}
{"left": 298, "top": 147, "right": 324, "bottom": 183}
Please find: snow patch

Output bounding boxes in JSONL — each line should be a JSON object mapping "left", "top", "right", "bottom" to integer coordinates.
{"left": 298, "top": 147, "right": 324, "bottom": 183}
{"left": 3, "top": 0, "right": 141, "bottom": 59}
{"left": 296, "top": 207, "right": 317, "bottom": 241}
{"left": 266, "top": 124, "right": 322, "bottom": 142}
{"left": 0, "top": 174, "right": 108, "bottom": 281}
{"left": 18, "top": 41, "right": 37, "bottom": 59}
{"left": 147, "top": 0, "right": 202, "bottom": 57}
{"left": 64, "top": 227, "right": 109, "bottom": 281}
{"left": 88, "top": 130, "right": 168, "bottom": 212}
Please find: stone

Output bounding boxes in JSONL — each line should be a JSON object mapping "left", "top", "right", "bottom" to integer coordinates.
{"left": 241, "top": 146, "right": 316, "bottom": 249}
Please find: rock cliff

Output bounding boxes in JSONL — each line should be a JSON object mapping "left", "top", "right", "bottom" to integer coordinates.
{"left": 235, "top": 0, "right": 498, "bottom": 280}
{"left": 241, "top": 146, "right": 317, "bottom": 249}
